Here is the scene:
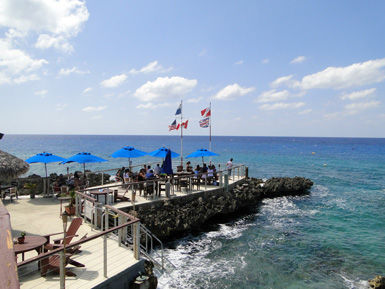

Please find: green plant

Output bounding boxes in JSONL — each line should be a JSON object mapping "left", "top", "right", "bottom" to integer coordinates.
{"left": 24, "top": 183, "right": 37, "bottom": 193}
{"left": 20, "top": 231, "right": 26, "bottom": 238}
{"left": 68, "top": 189, "right": 76, "bottom": 208}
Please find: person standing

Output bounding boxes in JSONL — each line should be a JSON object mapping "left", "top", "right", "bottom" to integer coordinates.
{"left": 226, "top": 158, "right": 233, "bottom": 179}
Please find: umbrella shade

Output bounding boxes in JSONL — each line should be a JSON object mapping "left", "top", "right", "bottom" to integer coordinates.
{"left": 26, "top": 152, "right": 66, "bottom": 164}
{"left": 163, "top": 149, "right": 173, "bottom": 175}
{"left": 0, "top": 150, "right": 29, "bottom": 182}
{"left": 110, "top": 146, "right": 147, "bottom": 159}
{"left": 26, "top": 152, "right": 66, "bottom": 195}
{"left": 186, "top": 148, "right": 219, "bottom": 164}
{"left": 148, "top": 147, "right": 179, "bottom": 158}
{"left": 62, "top": 152, "right": 108, "bottom": 164}
{"left": 62, "top": 152, "right": 107, "bottom": 176}
{"left": 110, "top": 146, "right": 147, "bottom": 169}
{"left": 186, "top": 149, "right": 219, "bottom": 158}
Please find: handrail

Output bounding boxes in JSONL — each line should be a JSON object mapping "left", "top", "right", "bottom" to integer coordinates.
{"left": 0, "top": 200, "right": 20, "bottom": 289}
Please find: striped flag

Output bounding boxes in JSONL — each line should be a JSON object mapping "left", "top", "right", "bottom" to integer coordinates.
{"left": 169, "top": 120, "right": 178, "bottom": 131}
{"left": 201, "top": 107, "right": 211, "bottom": 117}
{"left": 199, "top": 117, "right": 209, "bottom": 128}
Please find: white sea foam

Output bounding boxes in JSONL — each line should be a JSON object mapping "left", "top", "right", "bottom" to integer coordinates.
{"left": 340, "top": 274, "right": 370, "bottom": 289}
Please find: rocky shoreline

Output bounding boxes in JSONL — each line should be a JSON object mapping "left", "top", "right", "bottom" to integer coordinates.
{"left": 126, "top": 176, "right": 313, "bottom": 239}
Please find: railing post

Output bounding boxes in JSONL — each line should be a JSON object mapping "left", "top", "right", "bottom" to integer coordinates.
{"left": 102, "top": 172, "right": 104, "bottom": 185}
{"left": 133, "top": 222, "right": 140, "bottom": 260}
{"left": 219, "top": 171, "right": 223, "bottom": 187}
{"left": 224, "top": 174, "right": 229, "bottom": 192}
{"left": 118, "top": 215, "right": 122, "bottom": 247}
{"left": 60, "top": 250, "right": 65, "bottom": 289}
{"left": 104, "top": 207, "right": 108, "bottom": 277}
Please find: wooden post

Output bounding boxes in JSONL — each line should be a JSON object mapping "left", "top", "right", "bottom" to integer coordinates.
{"left": 133, "top": 222, "right": 140, "bottom": 260}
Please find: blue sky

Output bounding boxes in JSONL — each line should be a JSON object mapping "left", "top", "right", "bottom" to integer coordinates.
{"left": 1, "top": 0, "right": 385, "bottom": 137}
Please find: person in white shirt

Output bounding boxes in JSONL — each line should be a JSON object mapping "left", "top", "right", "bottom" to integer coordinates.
{"left": 154, "top": 164, "right": 161, "bottom": 176}
{"left": 226, "top": 158, "right": 233, "bottom": 179}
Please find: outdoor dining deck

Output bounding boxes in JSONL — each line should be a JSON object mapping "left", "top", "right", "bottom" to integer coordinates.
{"left": 1, "top": 164, "right": 247, "bottom": 288}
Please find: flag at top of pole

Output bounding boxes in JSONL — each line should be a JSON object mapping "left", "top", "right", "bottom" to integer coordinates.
{"left": 175, "top": 102, "right": 182, "bottom": 115}
{"left": 201, "top": 106, "right": 211, "bottom": 117}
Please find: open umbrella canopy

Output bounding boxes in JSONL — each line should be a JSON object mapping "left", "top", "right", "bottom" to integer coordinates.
{"left": 110, "top": 146, "right": 147, "bottom": 169}
{"left": 186, "top": 148, "right": 220, "bottom": 164}
{"left": 148, "top": 147, "right": 180, "bottom": 158}
{"left": 0, "top": 150, "right": 29, "bottom": 182}
{"left": 62, "top": 152, "right": 108, "bottom": 164}
{"left": 26, "top": 152, "right": 66, "bottom": 165}
{"left": 186, "top": 148, "right": 219, "bottom": 158}
{"left": 110, "top": 146, "right": 147, "bottom": 159}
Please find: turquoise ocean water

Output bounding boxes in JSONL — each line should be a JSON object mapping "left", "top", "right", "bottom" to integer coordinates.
{"left": 1, "top": 135, "right": 385, "bottom": 288}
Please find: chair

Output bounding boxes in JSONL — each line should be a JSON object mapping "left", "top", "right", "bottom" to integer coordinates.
{"left": 61, "top": 186, "right": 69, "bottom": 195}
{"left": 41, "top": 253, "right": 84, "bottom": 277}
{"left": 192, "top": 177, "right": 201, "bottom": 190}
{"left": 51, "top": 184, "right": 61, "bottom": 196}
{"left": 44, "top": 218, "right": 83, "bottom": 251}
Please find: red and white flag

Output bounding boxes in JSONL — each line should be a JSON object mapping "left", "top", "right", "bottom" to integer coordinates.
{"left": 181, "top": 120, "right": 188, "bottom": 129}
{"left": 201, "top": 107, "right": 211, "bottom": 117}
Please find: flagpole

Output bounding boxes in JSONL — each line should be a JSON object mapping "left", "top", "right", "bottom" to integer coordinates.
{"left": 180, "top": 100, "right": 183, "bottom": 167}
{"left": 209, "top": 102, "right": 212, "bottom": 165}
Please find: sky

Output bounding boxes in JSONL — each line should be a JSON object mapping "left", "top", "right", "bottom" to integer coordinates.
{"left": 1, "top": 0, "right": 385, "bottom": 138}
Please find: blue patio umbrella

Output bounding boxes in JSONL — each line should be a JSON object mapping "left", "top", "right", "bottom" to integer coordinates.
{"left": 62, "top": 152, "right": 107, "bottom": 175}
{"left": 26, "top": 152, "right": 66, "bottom": 195}
{"left": 163, "top": 149, "right": 173, "bottom": 175}
{"left": 110, "top": 146, "right": 147, "bottom": 169}
{"left": 186, "top": 148, "right": 219, "bottom": 165}
{"left": 148, "top": 147, "right": 180, "bottom": 158}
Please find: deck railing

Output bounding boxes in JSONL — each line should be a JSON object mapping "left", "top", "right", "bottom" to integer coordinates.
{"left": 16, "top": 213, "right": 141, "bottom": 288}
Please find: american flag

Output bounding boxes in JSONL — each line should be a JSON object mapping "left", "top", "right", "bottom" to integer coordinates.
{"left": 199, "top": 117, "right": 209, "bottom": 128}
{"left": 169, "top": 119, "right": 178, "bottom": 131}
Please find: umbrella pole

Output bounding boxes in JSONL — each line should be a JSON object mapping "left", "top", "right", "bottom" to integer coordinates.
{"left": 44, "top": 163, "right": 48, "bottom": 196}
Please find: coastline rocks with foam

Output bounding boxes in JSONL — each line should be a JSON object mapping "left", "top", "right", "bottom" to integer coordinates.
{"left": 369, "top": 276, "right": 385, "bottom": 289}
{"left": 128, "top": 177, "right": 313, "bottom": 239}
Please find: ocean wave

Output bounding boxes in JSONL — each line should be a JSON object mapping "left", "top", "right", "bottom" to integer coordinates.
{"left": 340, "top": 274, "right": 369, "bottom": 289}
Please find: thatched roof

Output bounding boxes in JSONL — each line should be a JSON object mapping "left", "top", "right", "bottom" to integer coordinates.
{"left": 0, "top": 150, "right": 29, "bottom": 182}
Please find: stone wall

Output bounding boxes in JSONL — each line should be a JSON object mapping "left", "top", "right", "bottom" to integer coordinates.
{"left": 125, "top": 177, "right": 313, "bottom": 239}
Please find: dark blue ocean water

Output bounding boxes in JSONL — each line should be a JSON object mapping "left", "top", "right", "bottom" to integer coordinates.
{"left": 1, "top": 135, "right": 385, "bottom": 288}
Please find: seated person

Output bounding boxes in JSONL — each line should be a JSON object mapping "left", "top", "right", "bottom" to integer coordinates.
{"left": 207, "top": 165, "right": 214, "bottom": 180}
{"left": 146, "top": 165, "right": 152, "bottom": 174}
{"left": 194, "top": 165, "right": 201, "bottom": 177}
{"left": 154, "top": 164, "right": 161, "bottom": 176}
{"left": 200, "top": 164, "right": 208, "bottom": 179}
{"left": 146, "top": 169, "right": 155, "bottom": 179}
{"left": 123, "top": 169, "right": 131, "bottom": 182}
{"left": 186, "top": 161, "right": 193, "bottom": 172}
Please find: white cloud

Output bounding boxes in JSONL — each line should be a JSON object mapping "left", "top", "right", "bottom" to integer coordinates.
{"left": 235, "top": 60, "right": 243, "bottom": 65}
{"left": 91, "top": 116, "right": 103, "bottom": 120}
{"left": 199, "top": 49, "right": 208, "bottom": 57}
{"left": 296, "top": 58, "right": 385, "bottom": 90}
{"left": 136, "top": 102, "right": 173, "bottom": 109}
{"left": 14, "top": 74, "right": 40, "bottom": 83}
{"left": 82, "top": 106, "right": 108, "bottom": 112}
{"left": 134, "top": 76, "right": 197, "bottom": 102}
{"left": 213, "top": 83, "right": 255, "bottom": 101}
{"left": 34, "top": 89, "right": 48, "bottom": 97}
{"left": 340, "top": 88, "right": 376, "bottom": 100}
{"left": 256, "top": 89, "right": 290, "bottom": 103}
{"left": 0, "top": 0, "right": 89, "bottom": 53}
{"left": 100, "top": 74, "right": 127, "bottom": 88}
{"left": 82, "top": 87, "right": 93, "bottom": 94}
{"left": 259, "top": 102, "right": 305, "bottom": 110}
{"left": 35, "top": 34, "right": 73, "bottom": 53}
{"left": 270, "top": 75, "right": 297, "bottom": 88}
{"left": 262, "top": 59, "right": 269, "bottom": 64}
{"left": 129, "top": 61, "right": 172, "bottom": 74}
{"left": 187, "top": 96, "right": 203, "bottom": 103}
{"left": 0, "top": 39, "right": 48, "bottom": 74}
{"left": 344, "top": 101, "right": 381, "bottom": 111}
{"left": 291, "top": 56, "right": 306, "bottom": 64}
{"left": 58, "top": 66, "right": 89, "bottom": 76}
